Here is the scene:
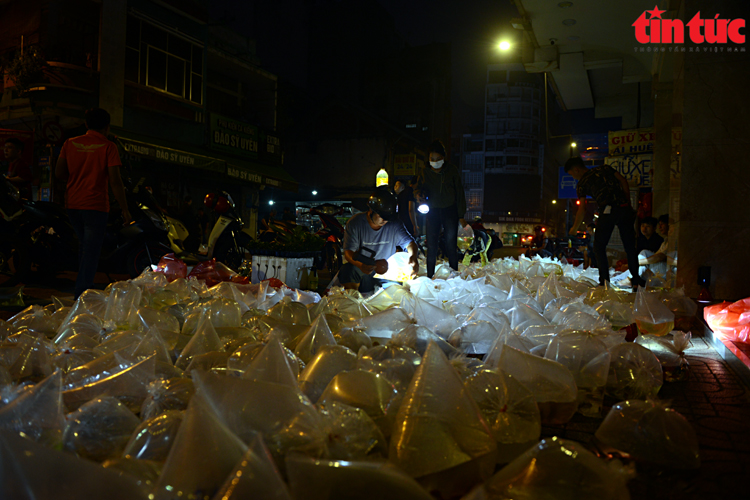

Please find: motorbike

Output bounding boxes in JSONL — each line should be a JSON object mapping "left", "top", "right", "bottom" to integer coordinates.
{"left": 191, "top": 190, "right": 252, "bottom": 271}
{"left": 0, "top": 176, "right": 172, "bottom": 282}
{"left": 300, "top": 203, "right": 346, "bottom": 275}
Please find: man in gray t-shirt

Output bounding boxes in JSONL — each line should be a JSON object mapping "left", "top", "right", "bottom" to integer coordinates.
{"left": 339, "top": 187, "right": 419, "bottom": 292}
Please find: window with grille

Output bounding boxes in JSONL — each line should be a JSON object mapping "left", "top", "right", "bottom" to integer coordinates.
{"left": 125, "top": 15, "right": 203, "bottom": 104}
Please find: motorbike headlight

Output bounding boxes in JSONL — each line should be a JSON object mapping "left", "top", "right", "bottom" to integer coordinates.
{"left": 143, "top": 209, "right": 167, "bottom": 231}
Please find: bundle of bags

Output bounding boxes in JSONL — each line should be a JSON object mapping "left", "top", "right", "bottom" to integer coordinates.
{"left": 0, "top": 254, "right": 701, "bottom": 500}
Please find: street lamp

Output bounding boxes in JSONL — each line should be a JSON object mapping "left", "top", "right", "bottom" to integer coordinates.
{"left": 312, "top": 190, "right": 318, "bottom": 196}
{"left": 552, "top": 200, "right": 557, "bottom": 204}
{"left": 269, "top": 200, "right": 274, "bottom": 206}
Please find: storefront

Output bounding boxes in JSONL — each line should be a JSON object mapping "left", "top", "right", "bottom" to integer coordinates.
{"left": 113, "top": 127, "right": 297, "bottom": 238}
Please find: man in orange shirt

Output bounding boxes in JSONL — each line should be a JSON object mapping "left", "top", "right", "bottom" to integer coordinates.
{"left": 55, "top": 108, "right": 131, "bottom": 298}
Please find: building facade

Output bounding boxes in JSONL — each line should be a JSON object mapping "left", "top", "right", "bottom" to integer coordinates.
{"left": 0, "top": 0, "right": 295, "bottom": 236}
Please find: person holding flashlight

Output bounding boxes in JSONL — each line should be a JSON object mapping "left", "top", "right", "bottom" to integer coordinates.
{"left": 414, "top": 139, "right": 467, "bottom": 278}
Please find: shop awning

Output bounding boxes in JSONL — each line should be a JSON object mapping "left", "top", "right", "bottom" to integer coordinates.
{"left": 112, "top": 128, "right": 298, "bottom": 192}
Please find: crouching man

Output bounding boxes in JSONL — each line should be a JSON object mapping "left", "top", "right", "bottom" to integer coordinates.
{"left": 339, "top": 186, "right": 419, "bottom": 293}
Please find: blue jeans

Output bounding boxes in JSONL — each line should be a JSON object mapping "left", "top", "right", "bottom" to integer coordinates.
{"left": 68, "top": 209, "right": 109, "bottom": 298}
{"left": 426, "top": 205, "right": 458, "bottom": 277}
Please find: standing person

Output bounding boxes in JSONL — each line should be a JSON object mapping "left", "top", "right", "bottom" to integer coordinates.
{"left": 565, "top": 157, "right": 644, "bottom": 290}
{"left": 339, "top": 186, "right": 418, "bottom": 293}
{"left": 55, "top": 108, "right": 131, "bottom": 298}
{"left": 394, "top": 177, "right": 418, "bottom": 237}
{"left": 414, "top": 139, "right": 468, "bottom": 277}
{"left": 282, "top": 206, "right": 295, "bottom": 222}
{"left": 3, "top": 137, "right": 33, "bottom": 199}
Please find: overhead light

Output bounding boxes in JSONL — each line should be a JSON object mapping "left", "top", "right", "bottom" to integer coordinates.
{"left": 269, "top": 200, "right": 274, "bottom": 205}
{"left": 571, "top": 142, "right": 577, "bottom": 148}
{"left": 312, "top": 190, "right": 318, "bottom": 195}
{"left": 562, "top": 19, "right": 577, "bottom": 26}
{"left": 499, "top": 41, "right": 511, "bottom": 51}
{"left": 552, "top": 200, "right": 557, "bottom": 204}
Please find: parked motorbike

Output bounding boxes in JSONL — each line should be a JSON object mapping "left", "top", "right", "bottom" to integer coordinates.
{"left": 0, "top": 176, "right": 171, "bottom": 282}
{"left": 300, "top": 203, "right": 346, "bottom": 275}
{"left": 194, "top": 190, "right": 252, "bottom": 271}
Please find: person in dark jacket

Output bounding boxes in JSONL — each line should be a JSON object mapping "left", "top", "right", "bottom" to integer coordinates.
{"left": 414, "top": 139, "right": 468, "bottom": 278}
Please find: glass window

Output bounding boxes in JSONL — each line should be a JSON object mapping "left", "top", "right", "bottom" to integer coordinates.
{"left": 125, "top": 14, "right": 203, "bottom": 103}
{"left": 485, "top": 139, "right": 494, "bottom": 151}
{"left": 485, "top": 156, "right": 495, "bottom": 169}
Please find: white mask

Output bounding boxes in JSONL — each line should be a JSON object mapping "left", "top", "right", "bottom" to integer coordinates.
{"left": 430, "top": 160, "right": 444, "bottom": 169}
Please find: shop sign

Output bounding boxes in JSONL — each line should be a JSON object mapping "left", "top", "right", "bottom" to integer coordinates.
{"left": 608, "top": 128, "right": 682, "bottom": 156}
{"left": 394, "top": 154, "right": 416, "bottom": 176}
{"left": 227, "top": 165, "right": 262, "bottom": 184}
{"left": 605, "top": 154, "right": 653, "bottom": 187}
{"left": 259, "top": 131, "right": 282, "bottom": 165}
{"left": 210, "top": 113, "right": 258, "bottom": 159}
{"left": 119, "top": 138, "right": 224, "bottom": 172}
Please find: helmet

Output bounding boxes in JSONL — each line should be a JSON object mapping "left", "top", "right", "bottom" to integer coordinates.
{"left": 367, "top": 186, "right": 398, "bottom": 221}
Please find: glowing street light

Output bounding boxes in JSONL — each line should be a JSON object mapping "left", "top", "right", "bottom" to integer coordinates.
{"left": 570, "top": 142, "right": 577, "bottom": 148}
{"left": 269, "top": 200, "right": 274, "bottom": 205}
{"left": 312, "top": 190, "right": 318, "bottom": 195}
{"left": 552, "top": 200, "right": 557, "bottom": 204}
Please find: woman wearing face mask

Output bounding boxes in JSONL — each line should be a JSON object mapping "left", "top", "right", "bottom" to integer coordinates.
{"left": 414, "top": 139, "right": 468, "bottom": 278}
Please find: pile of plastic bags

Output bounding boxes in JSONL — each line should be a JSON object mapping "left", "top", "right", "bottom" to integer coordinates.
{"left": 0, "top": 254, "right": 702, "bottom": 500}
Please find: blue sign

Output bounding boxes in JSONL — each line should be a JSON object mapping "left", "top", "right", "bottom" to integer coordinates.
{"left": 558, "top": 166, "right": 578, "bottom": 199}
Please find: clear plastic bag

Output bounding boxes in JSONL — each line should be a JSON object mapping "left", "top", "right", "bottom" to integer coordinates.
{"left": 63, "top": 354, "right": 157, "bottom": 412}
{"left": 495, "top": 345, "right": 579, "bottom": 425}
{"left": 298, "top": 345, "right": 357, "bottom": 403}
{"left": 62, "top": 396, "right": 141, "bottom": 462}
{"left": 213, "top": 433, "right": 292, "bottom": 500}
{"left": 122, "top": 409, "right": 184, "bottom": 461}
{"left": 242, "top": 338, "right": 302, "bottom": 388}
{"left": 153, "top": 396, "right": 248, "bottom": 500}
{"left": 476, "top": 437, "right": 633, "bottom": 500}
{"left": 392, "top": 324, "right": 458, "bottom": 357}
{"left": 388, "top": 342, "right": 496, "bottom": 484}
{"left": 0, "top": 429, "right": 150, "bottom": 500}
{"left": 633, "top": 286, "right": 675, "bottom": 336}
{"left": 357, "top": 307, "right": 415, "bottom": 342}
{"left": 635, "top": 331, "right": 692, "bottom": 382}
{"left": 606, "top": 343, "right": 663, "bottom": 400}
{"left": 464, "top": 369, "right": 540, "bottom": 462}
{"left": 544, "top": 330, "right": 611, "bottom": 416}
{"left": 140, "top": 377, "right": 195, "bottom": 420}
{"left": 317, "top": 401, "right": 387, "bottom": 459}
{"left": 448, "top": 320, "right": 501, "bottom": 355}
{"left": 595, "top": 399, "right": 700, "bottom": 469}
{"left": 285, "top": 455, "right": 434, "bottom": 500}
{"left": 0, "top": 370, "right": 65, "bottom": 447}
{"left": 318, "top": 369, "right": 399, "bottom": 438}
{"left": 294, "top": 314, "right": 337, "bottom": 364}
{"left": 191, "top": 370, "right": 327, "bottom": 462}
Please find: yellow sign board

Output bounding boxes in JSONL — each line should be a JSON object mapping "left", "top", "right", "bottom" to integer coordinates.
{"left": 394, "top": 154, "right": 416, "bottom": 176}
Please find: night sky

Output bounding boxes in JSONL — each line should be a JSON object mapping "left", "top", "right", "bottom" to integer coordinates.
{"left": 210, "top": 0, "right": 517, "bottom": 135}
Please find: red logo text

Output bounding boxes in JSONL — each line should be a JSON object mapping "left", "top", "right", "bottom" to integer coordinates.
{"left": 633, "top": 5, "right": 745, "bottom": 44}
